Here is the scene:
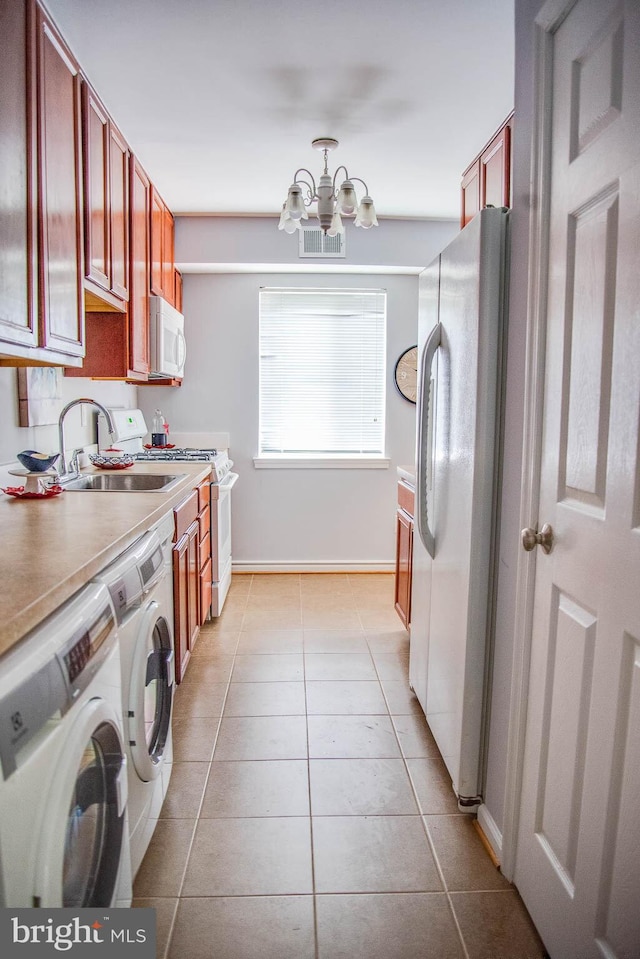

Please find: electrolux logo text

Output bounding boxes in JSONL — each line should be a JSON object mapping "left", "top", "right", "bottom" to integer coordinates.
{"left": 0, "top": 909, "right": 156, "bottom": 957}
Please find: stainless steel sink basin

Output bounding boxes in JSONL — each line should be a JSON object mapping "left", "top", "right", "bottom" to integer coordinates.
{"left": 63, "top": 472, "right": 187, "bottom": 493}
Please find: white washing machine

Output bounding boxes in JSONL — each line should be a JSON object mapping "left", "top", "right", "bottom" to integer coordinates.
{"left": 0, "top": 582, "right": 131, "bottom": 908}
{"left": 94, "top": 512, "right": 175, "bottom": 877}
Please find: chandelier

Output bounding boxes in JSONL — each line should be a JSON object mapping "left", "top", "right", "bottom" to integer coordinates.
{"left": 278, "top": 138, "right": 378, "bottom": 236}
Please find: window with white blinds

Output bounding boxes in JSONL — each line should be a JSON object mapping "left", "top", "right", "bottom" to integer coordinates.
{"left": 258, "top": 287, "right": 387, "bottom": 459}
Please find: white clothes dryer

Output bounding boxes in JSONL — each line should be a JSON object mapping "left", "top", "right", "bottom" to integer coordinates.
{"left": 0, "top": 582, "right": 131, "bottom": 908}
{"left": 94, "top": 512, "right": 174, "bottom": 877}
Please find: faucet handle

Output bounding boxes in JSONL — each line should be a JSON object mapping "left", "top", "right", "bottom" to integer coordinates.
{"left": 70, "top": 447, "right": 84, "bottom": 473}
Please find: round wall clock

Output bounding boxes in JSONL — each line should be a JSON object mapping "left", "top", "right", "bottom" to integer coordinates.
{"left": 394, "top": 346, "right": 418, "bottom": 403}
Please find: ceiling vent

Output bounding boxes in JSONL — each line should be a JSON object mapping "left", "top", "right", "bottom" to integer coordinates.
{"left": 298, "top": 228, "right": 346, "bottom": 258}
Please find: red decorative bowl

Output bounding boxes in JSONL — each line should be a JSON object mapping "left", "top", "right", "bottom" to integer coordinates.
{"left": 2, "top": 485, "right": 64, "bottom": 499}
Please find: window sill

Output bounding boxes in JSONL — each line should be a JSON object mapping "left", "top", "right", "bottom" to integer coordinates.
{"left": 254, "top": 456, "right": 391, "bottom": 470}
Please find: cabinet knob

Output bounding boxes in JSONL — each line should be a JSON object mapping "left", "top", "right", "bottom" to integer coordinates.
{"left": 521, "top": 523, "right": 554, "bottom": 554}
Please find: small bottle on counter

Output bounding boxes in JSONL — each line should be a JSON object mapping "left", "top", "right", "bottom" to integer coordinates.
{"left": 152, "top": 409, "right": 168, "bottom": 447}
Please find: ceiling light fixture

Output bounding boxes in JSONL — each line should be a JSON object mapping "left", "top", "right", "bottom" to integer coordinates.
{"left": 278, "top": 138, "right": 378, "bottom": 236}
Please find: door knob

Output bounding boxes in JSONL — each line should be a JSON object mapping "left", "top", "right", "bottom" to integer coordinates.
{"left": 521, "top": 523, "right": 554, "bottom": 554}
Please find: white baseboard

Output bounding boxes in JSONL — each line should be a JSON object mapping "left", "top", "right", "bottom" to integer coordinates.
{"left": 477, "top": 803, "right": 503, "bottom": 864}
{"left": 233, "top": 561, "right": 395, "bottom": 574}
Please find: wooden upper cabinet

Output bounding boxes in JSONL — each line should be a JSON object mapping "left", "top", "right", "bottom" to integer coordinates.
{"left": 174, "top": 269, "right": 183, "bottom": 312}
{"left": 82, "top": 81, "right": 129, "bottom": 309}
{"left": 129, "top": 155, "right": 151, "bottom": 377}
{"left": 461, "top": 112, "right": 513, "bottom": 229}
{"left": 83, "top": 87, "right": 110, "bottom": 292}
{"left": 36, "top": 5, "right": 84, "bottom": 359}
{"left": 108, "top": 124, "right": 129, "bottom": 301}
{"left": 0, "top": 0, "right": 38, "bottom": 356}
{"left": 481, "top": 121, "right": 511, "bottom": 212}
{"left": 461, "top": 161, "right": 481, "bottom": 231}
{"left": 150, "top": 185, "right": 175, "bottom": 305}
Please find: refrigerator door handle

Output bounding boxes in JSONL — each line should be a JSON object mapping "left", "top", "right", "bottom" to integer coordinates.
{"left": 416, "top": 322, "right": 441, "bottom": 558}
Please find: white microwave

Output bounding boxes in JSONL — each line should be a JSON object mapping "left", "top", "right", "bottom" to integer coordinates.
{"left": 149, "top": 295, "right": 186, "bottom": 378}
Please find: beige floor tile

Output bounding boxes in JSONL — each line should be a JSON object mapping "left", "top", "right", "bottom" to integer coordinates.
{"left": 313, "top": 816, "right": 442, "bottom": 893}
{"left": 213, "top": 715, "right": 308, "bottom": 760}
{"left": 425, "top": 816, "right": 511, "bottom": 891}
{"left": 168, "top": 896, "right": 315, "bottom": 959}
{"left": 392, "top": 714, "right": 441, "bottom": 758}
{"left": 366, "top": 630, "right": 411, "bottom": 652}
{"left": 133, "top": 819, "right": 195, "bottom": 897}
{"left": 190, "top": 632, "right": 240, "bottom": 657}
{"left": 245, "top": 595, "right": 302, "bottom": 612}
{"left": 405, "top": 757, "right": 462, "bottom": 815}
{"left": 316, "top": 893, "right": 465, "bottom": 959}
{"left": 381, "top": 679, "right": 423, "bottom": 715}
{"left": 160, "top": 762, "right": 209, "bottom": 819}
{"left": 231, "top": 653, "right": 304, "bottom": 682}
{"left": 241, "top": 608, "right": 303, "bottom": 629}
{"left": 301, "top": 593, "right": 358, "bottom": 612}
{"left": 360, "top": 609, "right": 408, "bottom": 630}
{"left": 369, "top": 651, "right": 410, "bottom": 681}
{"left": 172, "top": 682, "right": 228, "bottom": 720}
{"left": 171, "top": 716, "right": 220, "bottom": 762}
{"left": 200, "top": 759, "right": 309, "bottom": 817}
{"left": 451, "top": 890, "right": 547, "bottom": 959}
{"left": 132, "top": 898, "right": 178, "bottom": 959}
{"left": 306, "top": 680, "right": 388, "bottom": 715}
{"left": 236, "top": 628, "right": 304, "bottom": 653}
{"left": 249, "top": 573, "right": 301, "bottom": 590}
{"left": 304, "top": 652, "right": 377, "bottom": 681}
{"left": 302, "top": 608, "right": 363, "bottom": 629}
{"left": 308, "top": 715, "right": 401, "bottom": 759}
{"left": 303, "top": 630, "right": 368, "bottom": 653}
{"left": 179, "top": 656, "right": 234, "bottom": 685}
{"left": 310, "top": 758, "right": 418, "bottom": 815}
{"left": 181, "top": 817, "right": 313, "bottom": 896}
{"left": 300, "top": 573, "right": 351, "bottom": 592}
{"left": 224, "top": 680, "right": 306, "bottom": 716}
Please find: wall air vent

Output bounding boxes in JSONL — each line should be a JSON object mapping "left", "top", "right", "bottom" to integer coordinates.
{"left": 298, "top": 228, "right": 346, "bottom": 258}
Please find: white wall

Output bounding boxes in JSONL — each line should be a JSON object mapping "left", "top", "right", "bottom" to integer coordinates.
{"left": 138, "top": 272, "right": 415, "bottom": 569}
{"left": 0, "top": 367, "right": 137, "bottom": 473}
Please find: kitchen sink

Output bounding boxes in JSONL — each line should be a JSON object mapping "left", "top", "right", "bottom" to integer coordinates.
{"left": 63, "top": 473, "right": 187, "bottom": 493}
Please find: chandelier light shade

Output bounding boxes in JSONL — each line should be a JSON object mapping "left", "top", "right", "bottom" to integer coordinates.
{"left": 278, "top": 138, "right": 378, "bottom": 235}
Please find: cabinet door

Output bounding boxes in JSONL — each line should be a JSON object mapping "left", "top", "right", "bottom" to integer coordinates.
{"left": 36, "top": 7, "right": 84, "bottom": 358}
{"left": 150, "top": 187, "right": 164, "bottom": 296}
{"left": 82, "top": 86, "right": 110, "bottom": 291}
{"left": 173, "top": 532, "right": 191, "bottom": 683}
{"left": 162, "top": 205, "right": 175, "bottom": 305}
{"left": 109, "top": 123, "right": 129, "bottom": 301}
{"left": 129, "top": 155, "right": 151, "bottom": 377}
{"left": 186, "top": 519, "right": 200, "bottom": 652}
{"left": 0, "top": 0, "right": 38, "bottom": 351}
{"left": 460, "top": 159, "right": 480, "bottom": 229}
{"left": 174, "top": 269, "right": 183, "bottom": 312}
{"left": 394, "top": 510, "right": 413, "bottom": 629}
{"left": 480, "top": 121, "right": 511, "bottom": 211}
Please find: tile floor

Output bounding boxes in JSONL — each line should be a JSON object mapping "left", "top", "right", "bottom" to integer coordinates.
{"left": 133, "top": 573, "right": 546, "bottom": 959}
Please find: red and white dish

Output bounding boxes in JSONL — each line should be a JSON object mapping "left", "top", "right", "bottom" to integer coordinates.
{"left": 2, "top": 485, "right": 64, "bottom": 499}
{"left": 91, "top": 460, "right": 135, "bottom": 471}
{"left": 144, "top": 443, "right": 176, "bottom": 449}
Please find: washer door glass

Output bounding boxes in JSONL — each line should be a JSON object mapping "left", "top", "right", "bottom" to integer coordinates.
{"left": 143, "top": 616, "right": 173, "bottom": 764}
{"left": 63, "top": 721, "right": 125, "bottom": 907}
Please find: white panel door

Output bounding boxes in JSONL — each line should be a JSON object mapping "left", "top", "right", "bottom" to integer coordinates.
{"left": 515, "top": 1, "right": 640, "bottom": 957}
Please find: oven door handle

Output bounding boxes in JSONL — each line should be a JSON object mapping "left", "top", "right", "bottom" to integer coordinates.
{"left": 215, "top": 471, "right": 239, "bottom": 492}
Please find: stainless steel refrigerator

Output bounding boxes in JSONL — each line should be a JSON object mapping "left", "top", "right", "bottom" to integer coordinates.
{"left": 409, "top": 207, "right": 509, "bottom": 809}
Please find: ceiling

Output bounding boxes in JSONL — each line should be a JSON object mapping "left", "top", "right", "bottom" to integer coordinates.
{"left": 44, "top": 0, "right": 514, "bottom": 222}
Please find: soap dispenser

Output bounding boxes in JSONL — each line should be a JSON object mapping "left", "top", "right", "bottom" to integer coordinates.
{"left": 151, "top": 409, "right": 168, "bottom": 447}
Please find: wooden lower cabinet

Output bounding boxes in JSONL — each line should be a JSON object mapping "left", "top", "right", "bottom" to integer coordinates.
{"left": 173, "top": 490, "right": 199, "bottom": 683}
{"left": 394, "top": 479, "right": 415, "bottom": 629}
{"left": 172, "top": 476, "right": 212, "bottom": 684}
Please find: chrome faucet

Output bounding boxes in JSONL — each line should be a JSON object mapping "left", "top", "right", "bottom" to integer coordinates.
{"left": 57, "top": 398, "right": 117, "bottom": 478}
